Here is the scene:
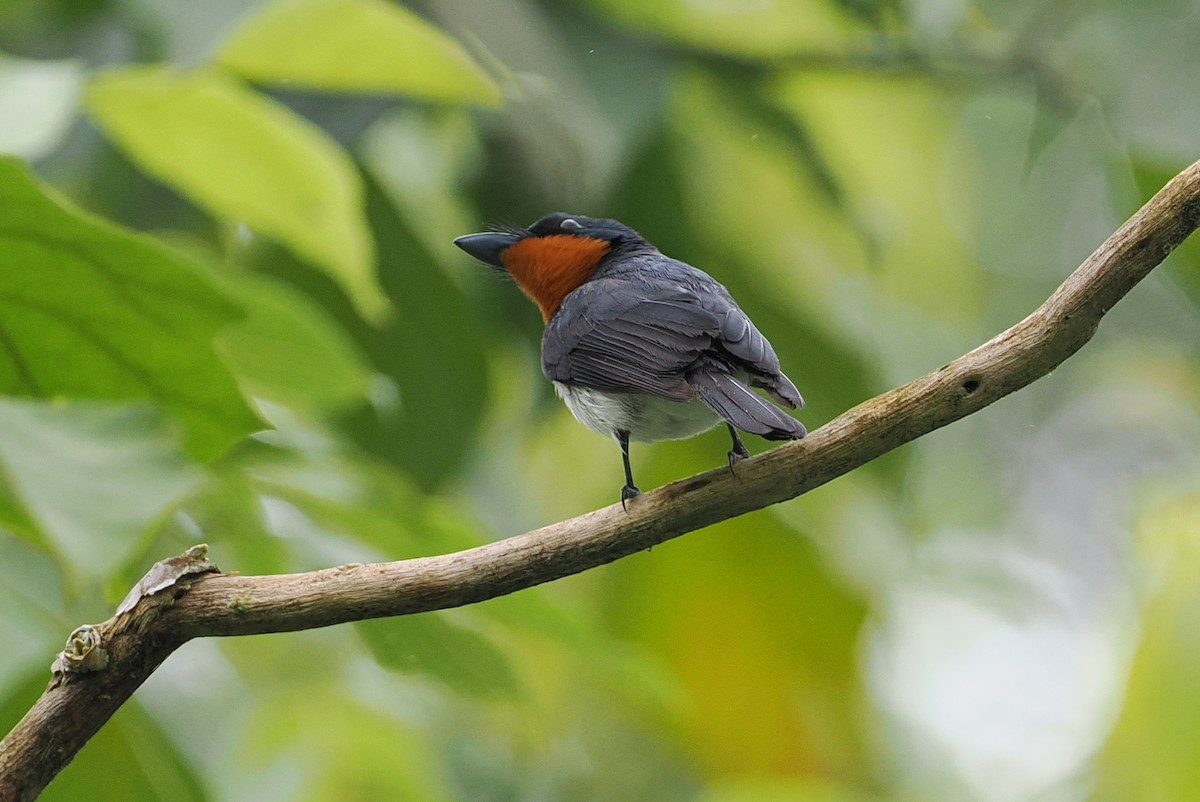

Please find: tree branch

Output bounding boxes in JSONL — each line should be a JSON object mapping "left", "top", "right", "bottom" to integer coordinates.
{"left": 3, "top": 159, "right": 1200, "bottom": 801}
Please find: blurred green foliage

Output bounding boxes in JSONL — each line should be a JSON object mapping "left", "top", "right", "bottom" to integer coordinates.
{"left": 1, "top": 0, "right": 1200, "bottom": 799}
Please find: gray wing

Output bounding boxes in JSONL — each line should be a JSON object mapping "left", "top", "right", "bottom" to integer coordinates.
{"left": 712, "top": 297, "right": 804, "bottom": 408}
{"left": 541, "top": 279, "right": 717, "bottom": 400}
{"left": 541, "top": 275, "right": 802, "bottom": 408}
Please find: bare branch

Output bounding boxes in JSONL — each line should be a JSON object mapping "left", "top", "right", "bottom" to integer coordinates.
{"left": 2, "top": 159, "right": 1199, "bottom": 801}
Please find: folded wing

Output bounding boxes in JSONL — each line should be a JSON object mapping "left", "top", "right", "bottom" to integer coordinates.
{"left": 541, "top": 275, "right": 804, "bottom": 438}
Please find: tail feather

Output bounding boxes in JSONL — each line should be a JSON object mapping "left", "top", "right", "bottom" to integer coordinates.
{"left": 688, "top": 369, "right": 806, "bottom": 441}
{"left": 753, "top": 373, "right": 804, "bottom": 410}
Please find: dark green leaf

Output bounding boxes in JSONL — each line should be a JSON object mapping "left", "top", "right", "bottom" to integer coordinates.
{"left": 360, "top": 176, "right": 491, "bottom": 489}
{"left": 357, "top": 613, "right": 522, "bottom": 699}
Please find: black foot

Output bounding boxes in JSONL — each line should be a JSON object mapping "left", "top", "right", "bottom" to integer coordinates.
{"left": 727, "top": 446, "right": 750, "bottom": 475}
{"left": 726, "top": 424, "right": 750, "bottom": 475}
{"left": 620, "top": 484, "right": 641, "bottom": 510}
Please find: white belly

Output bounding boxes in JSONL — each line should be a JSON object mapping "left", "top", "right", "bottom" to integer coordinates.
{"left": 553, "top": 382, "right": 721, "bottom": 442}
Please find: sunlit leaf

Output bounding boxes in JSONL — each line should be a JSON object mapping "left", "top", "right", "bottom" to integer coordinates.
{"left": 667, "top": 72, "right": 872, "bottom": 315}
{"left": 1097, "top": 492, "right": 1200, "bottom": 799}
{"left": 583, "top": 0, "right": 861, "bottom": 56}
{"left": 216, "top": 0, "right": 500, "bottom": 106}
{"left": 0, "top": 157, "right": 260, "bottom": 460}
{"left": 0, "top": 400, "right": 201, "bottom": 576}
{"left": 246, "top": 175, "right": 491, "bottom": 491}
{"left": 772, "top": 72, "right": 983, "bottom": 324}
{"left": 84, "top": 66, "right": 387, "bottom": 322}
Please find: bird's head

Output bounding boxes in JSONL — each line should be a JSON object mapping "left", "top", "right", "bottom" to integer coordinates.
{"left": 455, "top": 213, "right": 643, "bottom": 321}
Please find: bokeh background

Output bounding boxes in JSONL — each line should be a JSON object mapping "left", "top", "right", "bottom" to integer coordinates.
{"left": 2, "top": 0, "right": 1200, "bottom": 799}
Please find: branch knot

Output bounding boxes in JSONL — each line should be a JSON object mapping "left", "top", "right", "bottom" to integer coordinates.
{"left": 50, "top": 626, "right": 108, "bottom": 680}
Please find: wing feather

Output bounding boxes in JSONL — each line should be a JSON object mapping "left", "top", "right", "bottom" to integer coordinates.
{"left": 542, "top": 281, "right": 718, "bottom": 400}
{"left": 542, "top": 269, "right": 803, "bottom": 414}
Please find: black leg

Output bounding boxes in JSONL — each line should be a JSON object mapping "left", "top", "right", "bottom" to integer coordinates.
{"left": 618, "top": 430, "right": 640, "bottom": 509}
{"left": 727, "top": 424, "right": 750, "bottom": 474}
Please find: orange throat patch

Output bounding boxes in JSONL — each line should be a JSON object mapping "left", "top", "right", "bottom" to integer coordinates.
{"left": 501, "top": 235, "right": 610, "bottom": 322}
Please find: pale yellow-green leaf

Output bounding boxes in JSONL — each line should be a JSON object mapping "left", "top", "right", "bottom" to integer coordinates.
{"left": 667, "top": 72, "right": 873, "bottom": 322}
{"left": 85, "top": 66, "right": 387, "bottom": 322}
{"left": 584, "top": 0, "right": 859, "bottom": 57}
{"left": 773, "top": 72, "right": 983, "bottom": 323}
{"left": 216, "top": 0, "right": 500, "bottom": 106}
{"left": 1097, "top": 492, "right": 1200, "bottom": 800}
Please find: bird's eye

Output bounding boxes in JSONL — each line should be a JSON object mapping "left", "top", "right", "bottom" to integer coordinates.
{"left": 560, "top": 218, "right": 583, "bottom": 232}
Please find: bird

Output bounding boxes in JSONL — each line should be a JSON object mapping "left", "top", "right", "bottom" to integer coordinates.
{"left": 454, "top": 213, "right": 805, "bottom": 505}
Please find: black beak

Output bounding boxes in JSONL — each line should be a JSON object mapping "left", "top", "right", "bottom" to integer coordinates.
{"left": 453, "top": 231, "right": 522, "bottom": 268}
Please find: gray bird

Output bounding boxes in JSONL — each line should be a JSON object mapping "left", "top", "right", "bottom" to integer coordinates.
{"left": 455, "top": 213, "right": 805, "bottom": 504}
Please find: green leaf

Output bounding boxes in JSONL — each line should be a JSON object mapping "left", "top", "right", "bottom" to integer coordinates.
{"left": 0, "top": 540, "right": 67, "bottom": 677}
{"left": 0, "top": 400, "right": 201, "bottom": 576}
{"left": 0, "top": 157, "right": 260, "bottom": 460}
{"left": 216, "top": 0, "right": 501, "bottom": 106}
{"left": 0, "top": 472, "right": 44, "bottom": 548}
{"left": 1098, "top": 492, "right": 1200, "bottom": 799}
{"left": 350, "top": 174, "right": 490, "bottom": 490}
{"left": 0, "top": 670, "right": 48, "bottom": 750}
{"left": 234, "top": 173, "right": 490, "bottom": 491}
{"left": 212, "top": 269, "right": 372, "bottom": 414}
{"left": 165, "top": 464, "right": 292, "bottom": 576}
{"left": 357, "top": 613, "right": 522, "bottom": 699}
{"left": 771, "top": 71, "right": 984, "bottom": 324}
{"left": 84, "top": 66, "right": 387, "bottom": 322}
{"left": 584, "top": 0, "right": 860, "bottom": 56}
{"left": 248, "top": 433, "right": 483, "bottom": 558}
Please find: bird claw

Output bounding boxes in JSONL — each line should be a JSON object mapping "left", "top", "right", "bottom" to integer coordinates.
{"left": 727, "top": 446, "right": 749, "bottom": 475}
{"left": 620, "top": 484, "right": 641, "bottom": 510}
